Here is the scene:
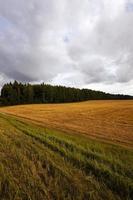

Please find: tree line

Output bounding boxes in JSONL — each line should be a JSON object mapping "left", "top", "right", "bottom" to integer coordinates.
{"left": 0, "top": 81, "right": 132, "bottom": 106}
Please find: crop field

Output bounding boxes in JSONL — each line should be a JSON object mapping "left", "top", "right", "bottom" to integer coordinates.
{"left": 0, "top": 100, "right": 133, "bottom": 200}
{"left": 1, "top": 100, "right": 133, "bottom": 147}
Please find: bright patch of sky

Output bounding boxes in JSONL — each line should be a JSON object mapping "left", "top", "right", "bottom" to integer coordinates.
{"left": 126, "top": 0, "right": 133, "bottom": 11}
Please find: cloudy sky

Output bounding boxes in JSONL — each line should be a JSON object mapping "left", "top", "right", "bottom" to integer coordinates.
{"left": 0, "top": 0, "right": 133, "bottom": 95}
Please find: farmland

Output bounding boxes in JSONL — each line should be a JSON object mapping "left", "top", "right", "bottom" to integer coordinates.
{"left": 1, "top": 100, "right": 133, "bottom": 147}
{"left": 0, "top": 100, "right": 133, "bottom": 200}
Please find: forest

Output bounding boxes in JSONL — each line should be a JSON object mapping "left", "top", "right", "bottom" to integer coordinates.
{"left": 0, "top": 81, "right": 132, "bottom": 106}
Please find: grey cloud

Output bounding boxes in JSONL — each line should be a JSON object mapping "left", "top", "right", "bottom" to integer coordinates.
{"left": 0, "top": 0, "right": 133, "bottom": 94}
{"left": 0, "top": 0, "right": 70, "bottom": 82}
{"left": 68, "top": 2, "right": 133, "bottom": 86}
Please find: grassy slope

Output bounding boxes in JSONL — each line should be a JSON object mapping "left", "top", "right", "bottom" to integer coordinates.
{"left": 0, "top": 113, "right": 133, "bottom": 200}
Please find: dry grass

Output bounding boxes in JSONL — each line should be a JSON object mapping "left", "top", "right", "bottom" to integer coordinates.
{"left": 0, "top": 100, "right": 133, "bottom": 147}
{"left": 0, "top": 113, "right": 133, "bottom": 200}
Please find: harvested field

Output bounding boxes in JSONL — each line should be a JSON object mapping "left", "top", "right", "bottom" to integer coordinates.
{"left": 0, "top": 113, "right": 133, "bottom": 200}
{"left": 0, "top": 100, "right": 133, "bottom": 147}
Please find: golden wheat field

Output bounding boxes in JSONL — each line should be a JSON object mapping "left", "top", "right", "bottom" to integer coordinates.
{"left": 0, "top": 100, "right": 133, "bottom": 147}
{"left": 0, "top": 100, "right": 133, "bottom": 200}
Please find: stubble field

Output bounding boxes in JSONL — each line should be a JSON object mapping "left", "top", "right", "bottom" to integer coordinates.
{"left": 1, "top": 100, "right": 133, "bottom": 147}
{"left": 0, "top": 100, "right": 133, "bottom": 200}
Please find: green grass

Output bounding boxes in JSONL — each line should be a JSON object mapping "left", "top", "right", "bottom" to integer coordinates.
{"left": 0, "top": 113, "right": 133, "bottom": 200}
